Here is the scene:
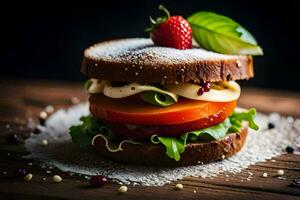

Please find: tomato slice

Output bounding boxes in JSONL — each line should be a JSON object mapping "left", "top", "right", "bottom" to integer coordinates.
{"left": 89, "top": 94, "right": 236, "bottom": 125}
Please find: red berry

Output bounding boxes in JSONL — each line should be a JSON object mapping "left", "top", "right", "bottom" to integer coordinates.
{"left": 197, "top": 88, "right": 204, "bottom": 95}
{"left": 147, "top": 5, "right": 192, "bottom": 50}
{"left": 202, "top": 82, "right": 211, "bottom": 92}
{"left": 90, "top": 175, "right": 108, "bottom": 187}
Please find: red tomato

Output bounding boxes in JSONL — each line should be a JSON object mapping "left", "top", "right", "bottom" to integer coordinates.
{"left": 90, "top": 94, "right": 236, "bottom": 126}
{"left": 89, "top": 94, "right": 236, "bottom": 139}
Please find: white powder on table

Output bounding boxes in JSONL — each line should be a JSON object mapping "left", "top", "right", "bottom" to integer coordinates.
{"left": 24, "top": 103, "right": 300, "bottom": 186}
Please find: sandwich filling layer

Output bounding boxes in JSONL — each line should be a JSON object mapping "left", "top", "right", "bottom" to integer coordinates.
{"left": 70, "top": 80, "right": 258, "bottom": 161}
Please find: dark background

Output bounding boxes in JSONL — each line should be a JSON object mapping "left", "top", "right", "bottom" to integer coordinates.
{"left": 1, "top": 0, "right": 299, "bottom": 91}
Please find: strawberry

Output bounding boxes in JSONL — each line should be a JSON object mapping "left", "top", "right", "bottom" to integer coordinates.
{"left": 146, "top": 5, "right": 192, "bottom": 50}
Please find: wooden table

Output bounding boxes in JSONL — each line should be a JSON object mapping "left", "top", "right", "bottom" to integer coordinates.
{"left": 0, "top": 78, "right": 300, "bottom": 200}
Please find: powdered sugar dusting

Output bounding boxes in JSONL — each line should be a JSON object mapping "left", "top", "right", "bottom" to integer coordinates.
{"left": 24, "top": 103, "right": 300, "bottom": 186}
{"left": 85, "top": 38, "right": 240, "bottom": 65}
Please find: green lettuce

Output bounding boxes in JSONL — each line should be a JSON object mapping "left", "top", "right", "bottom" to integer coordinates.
{"left": 69, "top": 115, "right": 113, "bottom": 148}
{"left": 69, "top": 109, "right": 259, "bottom": 162}
{"left": 151, "top": 108, "right": 259, "bottom": 161}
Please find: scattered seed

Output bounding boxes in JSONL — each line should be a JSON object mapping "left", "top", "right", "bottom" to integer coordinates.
{"left": 6, "top": 134, "right": 19, "bottom": 144}
{"left": 53, "top": 175, "right": 62, "bottom": 183}
{"left": 41, "top": 139, "right": 48, "bottom": 146}
{"left": 24, "top": 173, "right": 33, "bottom": 181}
{"left": 3, "top": 171, "right": 7, "bottom": 174}
{"left": 118, "top": 185, "right": 128, "bottom": 193}
{"left": 286, "top": 146, "right": 294, "bottom": 154}
{"left": 70, "top": 97, "right": 80, "bottom": 104}
{"left": 175, "top": 183, "right": 183, "bottom": 190}
{"left": 271, "top": 159, "right": 276, "bottom": 162}
{"left": 193, "top": 190, "right": 197, "bottom": 194}
{"left": 16, "top": 168, "right": 27, "bottom": 177}
{"left": 262, "top": 172, "right": 268, "bottom": 178}
{"left": 268, "top": 122, "right": 275, "bottom": 129}
{"left": 39, "top": 111, "right": 48, "bottom": 119}
{"left": 28, "top": 162, "right": 33, "bottom": 166}
{"left": 221, "top": 155, "right": 225, "bottom": 159}
{"left": 277, "top": 170, "right": 284, "bottom": 176}
{"left": 46, "top": 170, "right": 51, "bottom": 174}
{"left": 6, "top": 124, "right": 10, "bottom": 129}
{"left": 42, "top": 177, "right": 46, "bottom": 181}
{"left": 45, "top": 105, "right": 54, "bottom": 113}
{"left": 290, "top": 179, "right": 300, "bottom": 187}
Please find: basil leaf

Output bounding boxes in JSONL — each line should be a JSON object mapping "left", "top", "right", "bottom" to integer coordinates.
{"left": 69, "top": 115, "right": 114, "bottom": 148}
{"left": 187, "top": 11, "right": 263, "bottom": 55}
{"left": 140, "top": 91, "right": 176, "bottom": 106}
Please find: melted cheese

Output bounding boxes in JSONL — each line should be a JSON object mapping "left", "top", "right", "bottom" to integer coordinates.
{"left": 164, "top": 81, "right": 241, "bottom": 102}
{"left": 86, "top": 79, "right": 240, "bottom": 102}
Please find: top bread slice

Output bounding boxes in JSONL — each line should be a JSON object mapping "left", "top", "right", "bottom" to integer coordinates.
{"left": 82, "top": 38, "right": 253, "bottom": 84}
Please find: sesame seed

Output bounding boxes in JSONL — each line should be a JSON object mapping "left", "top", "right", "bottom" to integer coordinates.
{"left": 262, "top": 172, "right": 268, "bottom": 178}
{"left": 70, "top": 97, "right": 80, "bottom": 104}
{"left": 175, "top": 183, "right": 183, "bottom": 190}
{"left": 39, "top": 111, "right": 48, "bottom": 119}
{"left": 222, "top": 155, "right": 225, "bottom": 159}
{"left": 53, "top": 175, "right": 62, "bottom": 183}
{"left": 28, "top": 162, "right": 33, "bottom": 166}
{"left": 118, "top": 185, "right": 128, "bottom": 193}
{"left": 42, "top": 139, "right": 48, "bottom": 146}
{"left": 277, "top": 169, "right": 284, "bottom": 176}
{"left": 24, "top": 173, "right": 33, "bottom": 181}
{"left": 135, "top": 72, "right": 139, "bottom": 76}
{"left": 45, "top": 105, "right": 54, "bottom": 113}
{"left": 42, "top": 177, "right": 46, "bottom": 181}
{"left": 46, "top": 170, "right": 51, "bottom": 174}
{"left": 193, "top": 190, "right": 197, "bottom": 194}
{"left": 124, "top": 67, "right": 128, "bottom": 71}
{"left": 6, "top": 124, "right": 10, "bottom": 128}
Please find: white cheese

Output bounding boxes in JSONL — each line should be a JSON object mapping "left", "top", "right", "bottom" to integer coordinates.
{"left": 102, "top": 82, "right": 178, "bottom": 102}
{"left": 164, "top": 81, "right": 241, "bottom": 102}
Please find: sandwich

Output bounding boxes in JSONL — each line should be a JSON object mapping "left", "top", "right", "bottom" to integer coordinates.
{"left": 69, "top": 6, "right": 262, "bottom": 166}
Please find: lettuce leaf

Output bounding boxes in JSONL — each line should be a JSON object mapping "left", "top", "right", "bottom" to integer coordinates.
{"left": 151, "top": 108, "right": 259, "bottom": 161}
{"left": 69, "top": 115, "right": 113, "bottom": 148}
{"left": 69, "top": 109, "right": 259, "bottom": 162}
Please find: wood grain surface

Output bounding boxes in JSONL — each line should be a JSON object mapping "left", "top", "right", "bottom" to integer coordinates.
{"left": 0, "top": 78, "right": 300, "bottom": 200}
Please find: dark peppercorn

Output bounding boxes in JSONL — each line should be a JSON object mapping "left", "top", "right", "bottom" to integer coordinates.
{"left": 268, "top": 122, "right": 275, "bottom": 129}
{"left": 286, "top": 146, "right": 294, "bottom": 154}
{"left": 6, "top": 134, "right": 19, "bottom": 144}
{"left": 16, "top": 168, "right": 28, "bottom": 177}
{"left": 90, "top": 175, "right": 108, "bottom": 187}
{"left": 290, "top": 179, "right": 300, "bottom": 187}
{"left": 33, "top": 128, "right": 40, "bottom": 134}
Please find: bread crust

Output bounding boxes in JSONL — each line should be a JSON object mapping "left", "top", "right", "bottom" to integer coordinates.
{"left": 92, "top": 127, "right": 248, "bottom": 166}
{"left": 81, "top": 38, "right": 253, "bottom": 84}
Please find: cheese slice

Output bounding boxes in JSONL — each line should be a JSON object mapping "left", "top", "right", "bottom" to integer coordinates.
{"left": 164, "top": 81, "right": 241, "bottom": 102}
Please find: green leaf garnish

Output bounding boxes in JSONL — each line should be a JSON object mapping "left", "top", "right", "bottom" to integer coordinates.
{"left": 69, "top": 115, "right": 114, "bottom": 148}
{"left": 187, "top": 11, "right": 263, "bottom": 55}
{"left": 140, "top": 91, "right": 176, "bottom": 106}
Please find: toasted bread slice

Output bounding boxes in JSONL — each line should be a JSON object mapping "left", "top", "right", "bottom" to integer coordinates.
{"left": 82, "top": 38, "right": 253, "bottom": 84}
{"left": 92, "top": 127, "right": 248, "bottom": 166}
